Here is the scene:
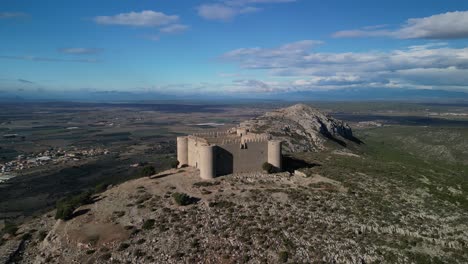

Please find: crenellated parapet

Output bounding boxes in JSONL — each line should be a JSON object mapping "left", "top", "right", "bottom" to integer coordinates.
{"left": 192, "top": 131, "right": 230, "bottom": 138}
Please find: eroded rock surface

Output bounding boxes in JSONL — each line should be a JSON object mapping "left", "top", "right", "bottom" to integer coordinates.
{"left": 239, "top": 104, "right": 356, "bottom": 152}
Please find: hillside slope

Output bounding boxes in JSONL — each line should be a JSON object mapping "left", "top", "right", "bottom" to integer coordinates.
{"left": 5, "top": 146, "right": 468, "bottom": 263}
{"left": 239, "top": 104, "right": 358, "bottom": 152}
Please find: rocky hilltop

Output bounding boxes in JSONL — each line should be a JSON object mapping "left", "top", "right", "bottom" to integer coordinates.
{"left": 239, "top": 104, "right": 357, "bottom": 152}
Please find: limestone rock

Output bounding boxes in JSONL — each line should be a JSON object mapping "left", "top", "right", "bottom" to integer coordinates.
{"left": 238, "top": 104, "right": 357, "bottom": 152}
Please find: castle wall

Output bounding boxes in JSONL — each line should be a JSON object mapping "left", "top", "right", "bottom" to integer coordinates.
{"left": 217, "top": 141, "right": 268, "bottom": 174}
{"left": 187, "top": 137, "right": 202, "bottom": 168}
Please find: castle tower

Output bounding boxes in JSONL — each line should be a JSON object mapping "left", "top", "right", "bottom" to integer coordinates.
{"left": 177, "top": 136, "right": 188, "bottom": 167}
{"left": 268, "top": 140, "right": 282, "bottom": 171}
{"left": 236, "top": 127, "right": 248, "bottom": 137}
{"left": 199, "top": 144, "right": 215, "bottom": 180}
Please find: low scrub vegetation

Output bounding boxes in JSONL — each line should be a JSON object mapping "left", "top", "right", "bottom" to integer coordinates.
{"left": 172, "top": 192, "right": 198, "bottom": 206}
{"left": 140, "top": 166, "right": 156, "bottom": 177}
{"left": 142, "top": 219, "right": 156, "bottom": 230}
{"left": 55, "top": 191, "right": 92, "bottom": 220}
{"left": 2, "top": 221, "right": 18, "bottom": 236}
{"left": 262, "top": 162, "right": 276, "bottom": 174}
{"left": 171, "top": 160, "right": 179, "bottom": 169}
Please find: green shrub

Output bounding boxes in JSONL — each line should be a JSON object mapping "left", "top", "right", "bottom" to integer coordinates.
{"left": 140, "top": 166, "right": 156, "bottom": 177}
{"left": 38, "top": 230, "right": 48, "bottom": 241}
{"left": 2, "top": 222, "right": 18, "bottom": 236}
{"left": 118, "top": 242, "right": 130, "bottom": 251}
{"left": 278, "top": 251, "right": 289, "bottom": 262}
{"left": 262, "top": 162, "right": 275, "bottom": 174}
{"left": 172, "top": 192, "right": 195, "bottom": 206}
{"left": 22, "top": 232, "right": 32, "bottom": 240}
{"left": 171, "top": 160, "right": 180, "bottom": 169}
{"left": 142, "top": 219, "right": 155, "bottom": 230}
{"left": 134, "top": 249, "right": 146, "bottom": 257}
{"left": 55, "top": 203, "right": 75, "bottom": 220}
{"left": 99, "top": 253, "right": 112, "bottom": 261}
{"left": 113, "top": 211, "right": 125, "bottom": 217}
{"left": 94, "top": 183, "right": 108, "bottom": 193}
{"left": 55, "top": 191, "right": 92, "bottom": 220}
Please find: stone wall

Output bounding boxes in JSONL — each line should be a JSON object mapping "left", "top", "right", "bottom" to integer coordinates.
{"left": 216, "top": 141, "right": 268, "bottom": 175}
{"left": 187, "top": 137, "right": 203, "bottom": 168}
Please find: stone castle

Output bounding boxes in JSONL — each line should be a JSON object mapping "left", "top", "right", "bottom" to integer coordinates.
{"left": 177, "top": 128, "right": 282, "bottom": 179}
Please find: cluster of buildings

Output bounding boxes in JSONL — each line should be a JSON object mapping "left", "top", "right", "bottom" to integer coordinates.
{"left": 177, "top": 127, "right": 282, "bottom": 180}
{"left": 0, "top": 147, "right": 110, "bottom": 179}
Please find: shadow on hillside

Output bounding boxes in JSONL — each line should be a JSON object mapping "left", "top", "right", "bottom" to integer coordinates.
{"left": 72, "top": 208, "right": 90, "bottom": 218}
{"left": 344, "top": 135, "right": 364, "bottom": 145}
{"left": 90, "top": 195, "right": 105, "bottom": 204}
{"left": 282, "top": 156, "right": 321, "bottom": 173}
{"left": 321, "top": 130, "right": 364, "bottom": 147}
{"left": 149, "top": 173, "right": 173, "bottom": 179}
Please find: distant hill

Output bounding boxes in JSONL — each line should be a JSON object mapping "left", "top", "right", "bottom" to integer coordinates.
{"left": 274, "top": 88, "right": 468, "bottom": 101}
{"left": 1, "top": 88, "right": 468, "bottom": 102}
{"left": 239, "top": 104, "right": 360, "bottom": 152}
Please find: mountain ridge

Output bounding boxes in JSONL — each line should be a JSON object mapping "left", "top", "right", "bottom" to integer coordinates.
{"left": 239, "top": 104, "right": 359, "bottom": 152}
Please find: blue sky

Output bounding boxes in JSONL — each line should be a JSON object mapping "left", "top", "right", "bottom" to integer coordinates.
{"left": 2, "top": 0, "right": 468, "bottom": 96}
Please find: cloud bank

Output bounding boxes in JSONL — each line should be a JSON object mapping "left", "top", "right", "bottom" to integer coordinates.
{"left": 334, "top": 11, "right": 468, "bottom": 39}
{"left": 94, "top": 10, "right": 178, "bottom": 27}
{"left": 198, "top": 0, "right": 296, "bottom": 21}
{"left": 58, "top": 48, "right": 102, "bottom": 55}
{"left": 0, "top": 55, "right": 98, "bottom": 63}
{"left": 94, "top": 10, "right": 188, "bottom": 40}
{"left": 221, "top": 40, "right": 468, "bottom": 92}
{"left": 0, "top": 12, "right": 28, "bottom": 19}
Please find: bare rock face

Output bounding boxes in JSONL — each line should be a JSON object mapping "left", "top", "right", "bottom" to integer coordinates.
{"left": 239, "top": 104, "right": 357, "bottom": 152}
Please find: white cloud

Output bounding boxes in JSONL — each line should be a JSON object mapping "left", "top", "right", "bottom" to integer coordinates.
{"left": 58, "top": 48, "right": 101, "bottom": 55}
{"left": 0, "top": 55, "right": 98, "bottom": 63}
{"left": 333, "top": 29, "right": 394, "bottom": 38}
{"left": 160, "top": 24, "right": 189, "bottom": 34}
{"left": 197, "top": 0, "right": 295, "bottom": 21}
{"left": 142, "top": 34, "right": 160, "bottom": 41}
{"left": 197, "top": 4, "right": 238, "bottom": 21}
{"left": 94, "top": 10, "right": 188, "bottom": 41}
{"left": 232, "top": 79, "right": 274, "bottom": 92}
{"left": 94, "top": 10, "right": 179, "bottom": 27}
{"left": 221, "top": 40, "right": 468, "bottom": 91}
{"left": 0, "top": 12, "right": 28, "bottom": 19}
{"left": 333, "top": 11, "right": 468, "bottom": 39}
{"left": 225, "top": 0, "right": 295, "bottom": 5}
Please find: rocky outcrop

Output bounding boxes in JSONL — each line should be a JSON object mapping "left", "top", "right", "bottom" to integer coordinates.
{"left": 238, "top": 104, "right": 358, "bottom": 152}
